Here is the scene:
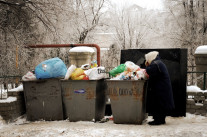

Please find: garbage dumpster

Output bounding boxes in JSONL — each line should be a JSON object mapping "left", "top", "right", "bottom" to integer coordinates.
{"left": 61, "top": 79, "right": 106, "bottom": 122}
{"left": 106, "top": 80, "right": 147, "bottom": 124}
{"left": 23, "top": 79, "right": 63, "bottom": 121}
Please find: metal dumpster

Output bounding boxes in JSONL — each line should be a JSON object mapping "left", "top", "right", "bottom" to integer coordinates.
{"left": 106, "top": 80, "right": 148, "bottom": 124}
{"left": 23, "top": 79, "right": 63, "bottom": 121}
{"left": 61, "top": 79, "right": 106, "bottom": 122}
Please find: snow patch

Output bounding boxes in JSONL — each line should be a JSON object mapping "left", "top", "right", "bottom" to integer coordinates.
{"left": 187, "top": 85, "right": 203, "bottom": 92}
{"left": 101, "top": 48, "right": 110, "bottom": 51}
{"left": 8, "top": 84, "right": 23, "bottom": 92}
{"left": 69, "top": 46, "right": 95, "bottom": 53}
{"left": 195, "top": 45, "right": 207, "bottom": 54}
{"left": 0, "top": 97, "right": 17, "bottom": 103}
{"left": 0, "top": 116, "right": 5, "bottom": 127}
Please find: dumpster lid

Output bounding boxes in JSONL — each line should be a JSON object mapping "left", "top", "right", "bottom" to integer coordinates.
{"left": 195, "top": 45, "right": 207, "bottom": 54}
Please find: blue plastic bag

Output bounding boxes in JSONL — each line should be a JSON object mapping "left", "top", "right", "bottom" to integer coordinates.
{"left": 35, "top": 57, "right": 67, "bottom": 79}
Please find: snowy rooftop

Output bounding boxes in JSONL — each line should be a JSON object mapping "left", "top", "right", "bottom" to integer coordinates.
{"left": 195, "top": 45, "right": 207, "bottom": 54}
{"left": 69, "top": 46, "right": 95, "bottom": 53}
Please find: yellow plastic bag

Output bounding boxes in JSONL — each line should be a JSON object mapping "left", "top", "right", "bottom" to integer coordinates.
{"left": 71, "top": 68, "right": 86, "bottom": 80}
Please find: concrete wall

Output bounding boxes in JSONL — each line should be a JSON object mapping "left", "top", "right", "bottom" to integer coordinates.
{"left": 0, "top": 91, "right": 25, "bottom": 122}
{"left": 186, "top": 91, "right": 207, "bottom": 116}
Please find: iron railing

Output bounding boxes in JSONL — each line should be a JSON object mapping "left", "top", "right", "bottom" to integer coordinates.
{"left": 187, "top": 71, "right": 207, "bottom": 90}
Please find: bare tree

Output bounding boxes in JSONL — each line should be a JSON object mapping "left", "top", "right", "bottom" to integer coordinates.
{"left": 109, "top": 4, "right": 154, "bottom": 49}
{"left": 0, "top": 0, "right": 64, "bottom": 76}
{"left": 163, "top": 0, "right": 207, "bottom": 65}
{"left": 66, "top": 0, "right": 108, "bottom": 44}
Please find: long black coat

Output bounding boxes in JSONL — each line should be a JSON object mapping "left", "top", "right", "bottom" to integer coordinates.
{"left": 146, "top": 56, "right": 175, "bottom": 114}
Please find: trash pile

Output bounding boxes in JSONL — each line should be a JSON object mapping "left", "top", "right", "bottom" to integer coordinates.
{"left": 22, "top": 57, "right": 148, "bottom": 81}
{"left": 22, "top": 57, "right": 106, "bottom": 81}
{"left": 109, "top": 61, "right": 149, "bottom": 80}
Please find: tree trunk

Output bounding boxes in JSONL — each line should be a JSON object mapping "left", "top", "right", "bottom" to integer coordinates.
{"left": 79, "top": 29, "right": 88, "bottom": 44}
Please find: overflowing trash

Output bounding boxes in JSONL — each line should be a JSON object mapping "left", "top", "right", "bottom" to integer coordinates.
{"left": 21, "top": 56, "right": 147, "bottom": 81}
{"left": 67, "top": 65, "right": 106, "bottom": 80}
{"left": 22, "top": 57, "right": 106, "bottom": 81}
{"left": 109, "top": 61, "right": 149, "bottom": 80}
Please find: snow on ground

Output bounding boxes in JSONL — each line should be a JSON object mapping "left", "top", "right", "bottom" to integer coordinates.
{"left": 0, "top": 113, "right": 207, "bottom": 137}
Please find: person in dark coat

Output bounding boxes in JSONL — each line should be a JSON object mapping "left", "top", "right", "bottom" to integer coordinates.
{"left": 145, "top": 51, "right": 175, "bottom": 125}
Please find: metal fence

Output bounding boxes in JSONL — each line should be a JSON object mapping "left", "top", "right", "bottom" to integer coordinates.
{"left": 0, "top": 76, "right": 22, "bottom": 99}
{"left": 187, "top": 71, "right": 207, "bottom": 90}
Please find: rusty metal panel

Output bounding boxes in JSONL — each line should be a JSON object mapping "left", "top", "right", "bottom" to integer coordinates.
{"left": 23, "top": 79, "right": 63, "bottom": 121}
{"left": 61, "top": 79, "right": 106, "bottom": 122}
{"left": 106, "top": 80, "right": 147, "bottom": 124}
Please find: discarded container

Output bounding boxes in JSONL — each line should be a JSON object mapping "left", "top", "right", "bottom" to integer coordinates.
{"left": 106, "top": 80, "right": 148, "bottom": 124}
{"left": 69, "top": 46, "right": 95, "bottom": 67}
{"left": 23, "top": 79, "right": 63, "bottom": 121}
{"left": 61, "top": 79, "right": 106, "bottom": 122}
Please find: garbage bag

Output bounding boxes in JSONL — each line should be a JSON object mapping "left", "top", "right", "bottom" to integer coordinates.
{"left": 71, "top": 68, "right": 86, "bottom": 80}
{"left": 22, "top": 71, "right": 37, "bottom": 81}
{"left": 109, "top": 64, "right": 126, "bottom": 77}
{"left": 35, "top": 57, "right": 67, "bottom": 79}
{"left": 64, "top": 65, "right": 76, "bottom": 80}
{"left": 81, "top": 64, "right": 90, "bottom": 70}
{"left": 136, "top": 69, "right": 149, "bottom": 80}
{"left": 85, "top": 67, "right": 106, "bottom": 80}
{"left": 83, "top": 76, "right": 89, "bottom": 80}
{"left": 125, "top": 61, "right": 140, "bottom": 72}
{"left": 110, "top": 71, "right": 126, "bottom": 80}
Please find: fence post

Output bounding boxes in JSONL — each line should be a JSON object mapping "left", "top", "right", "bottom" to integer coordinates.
{"left": 204, "top": 72, "right": 206, "bottom": 90}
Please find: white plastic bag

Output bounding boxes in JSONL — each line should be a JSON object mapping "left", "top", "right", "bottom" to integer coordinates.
{"left": 110, "top": 72, "right": 126, "bottom": 80}
{"left": 84, "top": 68, "right": 93, "bottom": 76}
{"left": 22, "top": 71, "right": 37, "bottom": 81}
{"left": 136, "top": 69, "right": 149, "bottom": 80}
{"left": 64, "top": 65, "right": 76, "bottom": 80}
{"left": 81, "top": 64, "right": 90, "bottom": 70}
{"left": 85, "top": 67, "right": 106, "bottom": 80}
{"left": 125, "top": 61, "right": 140, "bottom": 72}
